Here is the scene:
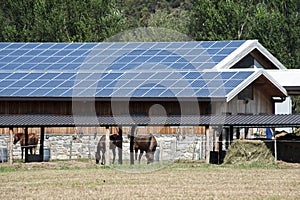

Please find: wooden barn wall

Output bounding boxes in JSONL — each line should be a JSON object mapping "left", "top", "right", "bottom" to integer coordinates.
{"left": 0, "top": 100, "right": 210, "bottom": 134}
{"left": 0, "top": 100, "right": 211, "bottom": 116}
{"left": 211, "top": 86, "right": 274, "bottom": 115}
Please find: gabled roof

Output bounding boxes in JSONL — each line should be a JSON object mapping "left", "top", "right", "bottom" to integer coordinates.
{"left": 0, "top": 41, "right": 287, "bottom": 101}
{"left": 213, "top": 40, "right": 286, "bottom": 70}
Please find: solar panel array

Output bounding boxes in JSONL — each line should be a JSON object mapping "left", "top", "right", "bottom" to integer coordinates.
{"left": 0, "top": 41, "right": 257, "bottom": 98}
{"left": 0, "top": 70, "right": 255, "bottom": 97}
{"left": 0, "top": 41, "right": 245, "bottom": 71}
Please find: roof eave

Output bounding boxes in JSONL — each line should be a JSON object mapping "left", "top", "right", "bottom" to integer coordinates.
{"left": 226, "top": 70, "right": 287, "bottom": 102}
{"left": 214, "top": 40, "right": 286, "bottom": 70}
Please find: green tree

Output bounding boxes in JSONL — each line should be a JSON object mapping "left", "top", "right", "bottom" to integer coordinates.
{"left": 0, "top": 0, "right": 126, "bottom": 42}
{"left": 189, "top": 0, "right": 299, "bottom": 69}
{"left": 147, "top": 7, "right": 190, "bottom": 35}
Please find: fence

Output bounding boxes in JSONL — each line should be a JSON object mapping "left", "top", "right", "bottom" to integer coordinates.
{"left": 0, "top": 133, "right": 208, "bottom": 163}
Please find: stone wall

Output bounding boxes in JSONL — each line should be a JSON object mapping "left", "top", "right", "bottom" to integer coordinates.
{"left": 0, "top": 134, "right": 207, "bottom": 163}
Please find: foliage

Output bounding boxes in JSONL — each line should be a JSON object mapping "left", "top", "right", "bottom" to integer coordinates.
{"left": 0, "top": 0, "right": 126, "bottom": 42}
{"left": 1, "top": 0, "right": 298, "bottom": 67}
{"left": 189, "top": 0, "right": 299, "bottom": 69}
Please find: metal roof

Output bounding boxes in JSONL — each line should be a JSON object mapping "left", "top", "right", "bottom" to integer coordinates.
{"left": 0, "top": 114, "right": 299, "bottom": 128}
{"left": 0, "top": 41, "right": 287, "bottom": 101}
{"left": 268, "top": 69, "right": 300, "bottom": 95}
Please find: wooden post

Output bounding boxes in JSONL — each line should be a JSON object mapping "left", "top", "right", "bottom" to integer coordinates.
{"left": 130, "top": 126, "right": 136, "bottom": 165}
{"left": 118, "top": 126, "right": 123, "bottom": 165}
{"left": 229, "top": 126, "right": 234, "bottom": 144}
{"left": 274, "top": 138, "right": 277, "bottom": 163}
{"left": 39, "top": 127, "right": 45, "bottom": 162}
{"left": 225, "top": 127, "right": 230, "bottom": 150}
{"left": 159, "top": 140, "right": 163, "bottom": 165}
{"left": 88, "top": 132, "right": 91, "bottom": 159}
{"left": 236, "top": 128, "right": 240, "bottom": 140}
{"left": 205, "top": 126, "right": 211, "bottom": 164}
{"left": 105, "top": 126, "right": 110, "bottom": 166}
{"left": 69, "top": 140, "right": 72, "bottom": 160}
{"left": 9, "top": 127, "right": 13, "bottom": 165}
{"left": 24, "top": 127, "right": 28, "bottom": 162}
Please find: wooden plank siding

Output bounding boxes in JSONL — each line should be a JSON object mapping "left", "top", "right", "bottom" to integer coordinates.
{"left": 0, "top": 100, "right": 211, "bottom": 116}
{"left": 0, "top": 100, "right": 210, "bottom": 134}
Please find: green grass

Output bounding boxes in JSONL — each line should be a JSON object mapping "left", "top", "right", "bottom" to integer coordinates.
{"left": 0, "top": 166, "right": 16, "bottom": 172}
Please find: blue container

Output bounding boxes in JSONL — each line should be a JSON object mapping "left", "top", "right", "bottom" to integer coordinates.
{"left": 0, "top": 148, "right": 8, "bottom": 163}
{"left": 43, "top": 148, "right": 51, "bottom": 162}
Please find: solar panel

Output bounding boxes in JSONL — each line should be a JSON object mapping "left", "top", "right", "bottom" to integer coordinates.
{"left": 0, "top": 69, "right": 255, "bottom": 98}
{"left": 0, "top": 41, "right": 257, "bottom": 98}
{"left": 0, "top": 41, "right": 246, "bottom": 71}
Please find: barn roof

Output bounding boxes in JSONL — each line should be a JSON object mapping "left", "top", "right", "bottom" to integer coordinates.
{"left": 0, "top": 41, "right": 287, "bottom": 101}
{"left": 268, "top": 69, "right": 300, "bottom": 95}
{"left": 0, "top": 114, "right": 299, "bottom": 127}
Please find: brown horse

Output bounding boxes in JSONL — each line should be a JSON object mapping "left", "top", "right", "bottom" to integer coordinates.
{"left": 95, "top": 134, "right": 122, "bottom": 165}
{"left": 13, "top": 133, "right": 39, "bottom": 159}
{"left": 133, "top": 134, "right": 157, "bottom": 164}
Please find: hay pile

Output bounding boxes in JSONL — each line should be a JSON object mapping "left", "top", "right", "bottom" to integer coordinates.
{"left": 224, "top": 140, "right": 274, "bottom": 165}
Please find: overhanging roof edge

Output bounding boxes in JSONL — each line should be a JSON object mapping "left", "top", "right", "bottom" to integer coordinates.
{"left": 213, "top": 40, "right": 257, "bottom": 70}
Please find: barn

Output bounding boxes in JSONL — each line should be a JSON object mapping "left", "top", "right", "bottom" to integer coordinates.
{"left": 0, "top": 40, "right": 299, "bottom": 164}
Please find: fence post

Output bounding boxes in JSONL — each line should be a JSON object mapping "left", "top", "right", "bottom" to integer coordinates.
{"left": 69, "top": 140, "right": 72, "bottom": 160}
{"left": 205, "top": 126, "right": 211, "bottom": 164}
{"left": 1, "top": 148, "right": 3, "bottom": 163}
{"left": 9, "top": 127, "right": 13, "bottom": 165}
{"left": 159, "top": 139, "right": 163, "bottom": 165}
{"left": 88, "top": 128, "right": 91, "bottom": 159}
{"left": 274, "top": 138, "right": 277, "bottom": 163}
{"left": 105, "top": 126, "right": 110, "bottom": 166}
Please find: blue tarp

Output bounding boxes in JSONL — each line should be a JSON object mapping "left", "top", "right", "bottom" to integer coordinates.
{"left": 266, "top": 128, "right": 273, "bottom": 139}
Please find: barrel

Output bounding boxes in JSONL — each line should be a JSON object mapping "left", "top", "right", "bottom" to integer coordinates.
{"left": 43, "top": 148, "right": 51, "bottom": 162}
{"left": 0, "top": 148, "right": 8, "bottom": 163}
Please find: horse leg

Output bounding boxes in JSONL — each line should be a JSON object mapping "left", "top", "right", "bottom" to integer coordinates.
{"left": 101, "top": 150, "right": 105, "bottom": 165}
{"left": 30, "top": 147, "right": 33, "bottom": 155}
{"left": 95, "top": 150, "right": 101, "bottom": 164}
{"left": 138, "top": 150, "right": 143, "bottom": 164}
{"left": 135, "top": 148, "right": 138, "bottom": 160}
{"left": 112, "top": 148, "right": 116, "bottom": 164}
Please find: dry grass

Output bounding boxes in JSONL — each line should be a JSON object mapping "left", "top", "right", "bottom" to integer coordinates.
{"left": 0, "top": 160, "right": 299, "bottom": 200}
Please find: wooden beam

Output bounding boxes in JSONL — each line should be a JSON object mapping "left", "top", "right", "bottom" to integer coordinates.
{"left": 9, "top": 127, "right": 13, "bottom": 165}
{"left": 24, "top": 127, "right": 28, "bottom": 163}
{"left": 229, "top": 126, "right": 234, "bottom": 144}
{"left": 236, "top": 128, "right": 240, "bottom": 139}
{"left": 205, "top": 126, "right": 211, "bottom": 164}
{"left": 105, "top": 126, "right": 110, "bottom": 166}
{"left": 39, "top": 127, "right": 45, "bottom": 162}
{"left": 118, "top": 126, "right": 122, "bottom": 165}
{"left": 130, "top": 126, "right": 136, "bottom": 165}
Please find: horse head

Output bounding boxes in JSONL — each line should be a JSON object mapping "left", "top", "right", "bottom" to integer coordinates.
{"left": 110, "top": 134, "right": 122, "bottom": 149}
{"left": 13, "top": 133, "right": 22, "bottom": 144}
{"left": 146, "top": 152, "right": 155, "bottom": 164}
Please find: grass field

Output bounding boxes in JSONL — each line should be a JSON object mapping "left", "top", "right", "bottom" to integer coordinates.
{"left": 0, "top": 160, "right": 299, "bottom": 200}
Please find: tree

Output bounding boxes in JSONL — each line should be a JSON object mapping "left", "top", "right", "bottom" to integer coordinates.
{"left": 189, "top": 0, "right": 299, "bottom": 69}
{"left": 147, "top": 7, "right": 190, "bottom": 36}
{"left": 0, "top": 0, "right": 126, "bottom": 42}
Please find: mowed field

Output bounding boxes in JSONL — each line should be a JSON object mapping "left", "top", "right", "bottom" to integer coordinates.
{"left": 0, "top": 161, "right": 299, "bottom": 200}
